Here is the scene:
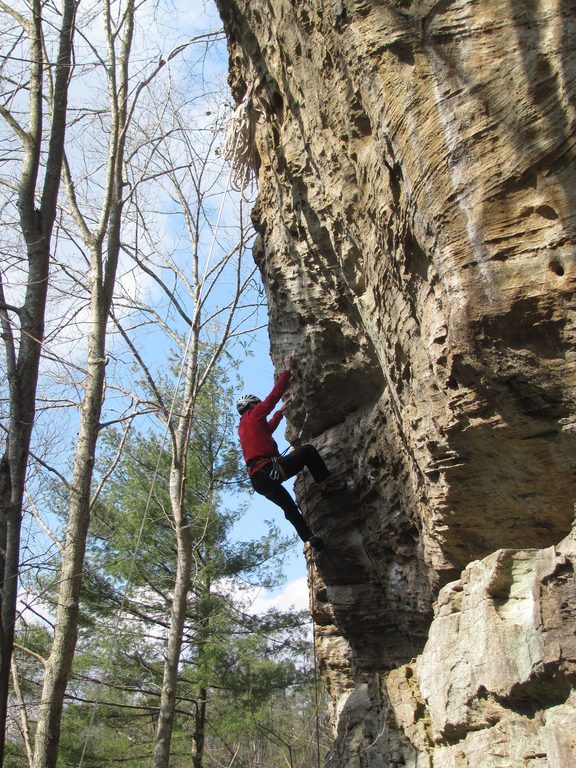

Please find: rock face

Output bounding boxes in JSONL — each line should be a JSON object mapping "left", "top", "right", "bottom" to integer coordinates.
{"left": 215, "top": 0, "right": 576, "bottom": 765}
{"left": 387, "top": 533, "right": 576, "bottom": 766}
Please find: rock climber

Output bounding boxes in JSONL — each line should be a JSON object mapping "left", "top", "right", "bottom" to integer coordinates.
{"left": 237, "top": 354, "right": 344, "bottom": 551}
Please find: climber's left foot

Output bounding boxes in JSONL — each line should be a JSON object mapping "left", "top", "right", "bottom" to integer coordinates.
{"left": 309, "top": 536, "right": 324, "bottom": 551}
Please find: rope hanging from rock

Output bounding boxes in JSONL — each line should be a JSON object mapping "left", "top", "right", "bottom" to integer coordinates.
{"left": 223, "top": 78, "right": 262, "bottom": 198}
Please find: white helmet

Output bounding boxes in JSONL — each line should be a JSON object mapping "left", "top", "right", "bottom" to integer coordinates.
{"left": 236, "top": 394, "right": 260, "bottom": 414}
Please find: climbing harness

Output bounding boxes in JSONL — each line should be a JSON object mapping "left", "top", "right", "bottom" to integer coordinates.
{"left": 269, "top": 456, "right": 284, "bottom": 481}
{"left": 222, "top": 78, "right": 263, "bottom": 198}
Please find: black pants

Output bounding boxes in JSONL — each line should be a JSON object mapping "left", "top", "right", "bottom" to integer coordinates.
{"left": 250, "top": 444, "right": 330, "bottom": 542}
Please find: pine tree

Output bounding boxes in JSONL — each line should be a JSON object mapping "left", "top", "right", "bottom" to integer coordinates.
{"left": 8, "top": 360, "right": 323, "bottom": 766}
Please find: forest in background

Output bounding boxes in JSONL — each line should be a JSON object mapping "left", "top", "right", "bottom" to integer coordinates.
{"left": 0, "top": 1, "right": 329, "bottom": 765}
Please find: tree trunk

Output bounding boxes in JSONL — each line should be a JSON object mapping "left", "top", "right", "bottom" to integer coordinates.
{"left": 32, "top": 191, "right": 124, "bottom": 767}
{"left": 11, "top": 656, "right": 34, "bottom": 766}
{"left": 0, "top": 0, "right": 75, "bottom": 760}
{"left": 31, "top": 288, "right": 108, "bottom": 767}
{"left": 192, "top": 686, "right": 208, "bottom": 768}
{"left": 31, "top": 0, "right": 132, "bottom": 760}
{"left": 154, "top": 457, "right": 193, "bottom": 768}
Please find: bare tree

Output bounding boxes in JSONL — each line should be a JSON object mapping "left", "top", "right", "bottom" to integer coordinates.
{"left": 29, "top": 4, "right": 226, "bottom": 765}
{"left": 2, "top": 2, "right": 257, "bottom": 764}
{"left": 112, "top": 90, "right": 262, "bottom": 766}
{"left": 0, "top": 1, "right": 76, "bottom": 760}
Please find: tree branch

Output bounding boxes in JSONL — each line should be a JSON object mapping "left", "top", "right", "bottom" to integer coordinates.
{"left": 10, "top": 658, "right": 34, "bottom": 767}
{"left": 0, "top": 104, "right": 29, "bottom": 145}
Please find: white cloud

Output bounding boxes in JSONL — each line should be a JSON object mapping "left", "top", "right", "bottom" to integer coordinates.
{"left": 244, "top": 576, "right": 310, "bottom": 614}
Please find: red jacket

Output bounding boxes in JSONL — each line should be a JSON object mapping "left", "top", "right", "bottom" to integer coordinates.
{"left": 238, "top": 369, "right": 291, "bottom": 473}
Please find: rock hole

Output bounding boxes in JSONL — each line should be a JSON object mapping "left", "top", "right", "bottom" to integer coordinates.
{"left": 548, "top": 260, "right": 564, "bottom": 277}
{"left": 271, "top": 91, "right": 284, "bottom": 122}
{"left": 352, "top": 111, "right": 372, "bottom": 138}
{"left": 334, "top": 8, "right": 350, "bottom": 31}
{"left": 387, "top": 41, "right": 415, "bottom": 66}
{"left": 389, "top": 163, "right": 402, "bottom": 204}
{"left": 535, "top": 204, "right": 559, "bottom": 220}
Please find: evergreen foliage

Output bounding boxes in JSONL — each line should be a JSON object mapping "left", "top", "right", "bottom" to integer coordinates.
{"left": 9, "top": 362, "right": 329, "bottom": 765}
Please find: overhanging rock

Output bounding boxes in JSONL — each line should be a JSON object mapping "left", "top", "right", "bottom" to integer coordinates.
{"left": 216, "top": 1, "right": 576, "bottom": 764}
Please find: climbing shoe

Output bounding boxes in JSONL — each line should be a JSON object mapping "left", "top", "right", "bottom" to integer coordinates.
{"left": 320, "top": 480, "right": 348, "bottom": 499}
{"left": 309, "top": 536, "right": 324, "bottom": 551}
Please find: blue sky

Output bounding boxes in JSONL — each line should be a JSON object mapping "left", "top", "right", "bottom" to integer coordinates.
{"left": 18, "top": 0, "right": 310, "bottom": 612}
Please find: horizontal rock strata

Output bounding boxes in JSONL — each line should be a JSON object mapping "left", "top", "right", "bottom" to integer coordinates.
{"left": 216, "top": 0, "right": 576, "bottom": 764}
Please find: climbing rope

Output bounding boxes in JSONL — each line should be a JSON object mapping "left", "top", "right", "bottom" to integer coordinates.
{"left": 311, "top": 578, "right": 322, "bottom": 768}
{"left": 298, "top": 454, "right": 322, "bottom": 768}
{"left": 222, "top": 78, "right": 262, "bottom": 198}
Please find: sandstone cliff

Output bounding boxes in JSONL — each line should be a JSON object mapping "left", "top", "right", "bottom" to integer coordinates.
{"left": 215, "top": 1, "right": 576, "bottom": 765}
